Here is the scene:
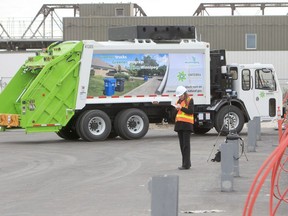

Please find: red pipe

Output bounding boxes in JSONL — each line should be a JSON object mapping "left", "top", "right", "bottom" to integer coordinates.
{"left": 243, "top": 128, "right": 288, "bottom": 215}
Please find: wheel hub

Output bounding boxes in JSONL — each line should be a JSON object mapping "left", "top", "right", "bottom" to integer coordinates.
{"left": 90, "top": 121, "right": 99, "bottom": 130}
{"left": 88, "top": 117, "right": 105, "bottom": 135}
{"left": 126, "top": 116, "right": 143, "bottom": 133}
{"left": 128, "top": 120, "right": 137, "bottom": 129}
{"left": 224, "top": 112, "right": 239, "bottom": 129}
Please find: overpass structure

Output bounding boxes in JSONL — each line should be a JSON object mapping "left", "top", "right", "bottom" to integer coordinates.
{"left": 0, "top": 4, "right": 78, "bottom": 50}
{"left": 0, "top": 3, "right": 146, "bottom": 50}
{"left": 0, "top": 39, "right": 60, "bottom": 51}
{"left": 193, "top": 2, "right": 288, "bottom": 16}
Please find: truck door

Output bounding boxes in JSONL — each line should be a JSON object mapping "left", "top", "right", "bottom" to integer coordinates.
{"left": 233, "top": 66, "right": 279, "bottom": 121}
{"left": 237, "top": 67, "right": 278, "bottom": 120}
{"left": 236, "top": 68, "right": 260, "bottom": 119}
{"left": 253, "top": 68, "right": 277, "bottom": 120}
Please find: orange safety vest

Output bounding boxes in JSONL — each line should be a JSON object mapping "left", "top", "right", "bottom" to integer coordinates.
{"left": 175, "top": 98, "right": 194, "bottom": 124}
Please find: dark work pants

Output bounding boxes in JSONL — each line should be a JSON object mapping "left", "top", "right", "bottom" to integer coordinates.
{"left": 177, "top": 130, "right": 191, "bottom": 168}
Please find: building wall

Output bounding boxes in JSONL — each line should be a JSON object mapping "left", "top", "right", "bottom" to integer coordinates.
{"left": 196, "top": 16, "right": 288, "bottom": 51}
{"left": 63, "top": 16, "right": 288, "bottom": 51}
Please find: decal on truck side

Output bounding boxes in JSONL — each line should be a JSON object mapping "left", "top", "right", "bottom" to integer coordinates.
{"left": 88, "top": 52, "right": 206, "bottom": 97}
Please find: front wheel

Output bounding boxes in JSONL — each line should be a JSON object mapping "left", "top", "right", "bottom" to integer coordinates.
{"left": 114, "top": 108, "right": 149, "bottom": 140}
{"left": 193, "top": 125, "right": 211, "bottom": 134}
{"left": 215, "top": 105, "right": 245, "bottom": 136}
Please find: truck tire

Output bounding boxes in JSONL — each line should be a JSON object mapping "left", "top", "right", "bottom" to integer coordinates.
{"left": 114, "top": 108, "right": 149, "bottom": 140}
{"left": 193, "top": 125, "right": 210, "bottom": 134}
{"left": 56, "top": 116, "right": 80, "bottom": 140}
{"left": 215, "top": 105, "right": 244, "bottom": 136}
{"left": 56, "top": 126, "right": 80, "bottom": 140}
{"left": 113, "top": 109, "right": 124, "bottom": 135}
{"left": 107, "top": 130, "right": 118, "bottom": 139}
{"left": 76, "top": 110, "right": 111, "bottom": 141}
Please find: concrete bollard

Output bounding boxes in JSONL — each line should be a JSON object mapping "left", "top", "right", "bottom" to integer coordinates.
{"left": 220, "top": 133, "right": 241, "bottom": 192}
{"left": 148, "top": 175, "right": 179, "bottom": 216}
{"left": 247, "top": 119, "right": 257, "bottom": 152}
{"left": 228, "top": 133, "right": 240, "bottom": 177}
{"left": 220, "top": 140, "right": 234, "bottom": 192}
{"left": 253, "top": 116, "right": 261, "bottom": 141}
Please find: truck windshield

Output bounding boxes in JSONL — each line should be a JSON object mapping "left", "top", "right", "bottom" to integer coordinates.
{"left": 255, "top": 69, "right": 276, "bottom": 91}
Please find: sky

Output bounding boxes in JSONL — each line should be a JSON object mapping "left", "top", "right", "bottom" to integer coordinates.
{"left": 1, "top": 0, "right": 288, "bottom": 18}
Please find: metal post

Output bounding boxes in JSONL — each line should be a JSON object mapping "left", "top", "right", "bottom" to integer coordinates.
{"left": 247, "top": 119, "right": 257, "bottom": 152}
{"left": 148, "top": 175, "right": 179, "bottom": 216}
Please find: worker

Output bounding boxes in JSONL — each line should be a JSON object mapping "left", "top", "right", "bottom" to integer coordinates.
{"left": 174, "top": 85, "right": 194, "bottom": 170}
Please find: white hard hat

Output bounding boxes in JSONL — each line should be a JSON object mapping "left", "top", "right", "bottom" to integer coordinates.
{"left": 175, "top": 85, "right": 187, "bottom": 97}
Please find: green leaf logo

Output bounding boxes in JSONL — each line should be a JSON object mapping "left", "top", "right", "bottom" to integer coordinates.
{"left": 177, "top": 71, "right": 186, "bottom": 82}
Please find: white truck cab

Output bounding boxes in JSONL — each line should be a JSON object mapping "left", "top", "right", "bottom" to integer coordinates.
{"left": 228, "top": 64, "right": 282, "bottom": 122}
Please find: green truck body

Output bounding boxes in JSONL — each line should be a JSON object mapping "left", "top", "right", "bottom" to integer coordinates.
{"left": 0, "top": 41, "right": 83, "bottom": 132}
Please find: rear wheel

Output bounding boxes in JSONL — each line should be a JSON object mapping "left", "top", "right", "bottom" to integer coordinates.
{"left": 76, "top": 110, "right": 111, "bottom": 141}
{"left": 56, "top": 117, "right": 80, "bottom": 140}
{"left": 215, "top": 105, "right": 244, "bottom": 136}
{"left": 114, "top": 108, "right": 149, "bottom": 140}
{"left": 56, "top": 126, "right": 80, "bottom": 140}
{"left": 107, "top": 130, "right": 118, "bottom": 139}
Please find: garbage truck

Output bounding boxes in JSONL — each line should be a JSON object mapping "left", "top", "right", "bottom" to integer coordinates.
{"left": 0, "top": 26, "right": 283, "bottom": 141}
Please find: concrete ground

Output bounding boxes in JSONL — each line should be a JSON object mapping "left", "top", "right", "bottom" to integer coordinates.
{"left": 0, "top": 123, "right": 286, "bottom": 216}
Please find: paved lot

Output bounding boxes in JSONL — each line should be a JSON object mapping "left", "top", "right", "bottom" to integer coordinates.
{"left": 0, "top": 124, "right": 286, "bottom": 216}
